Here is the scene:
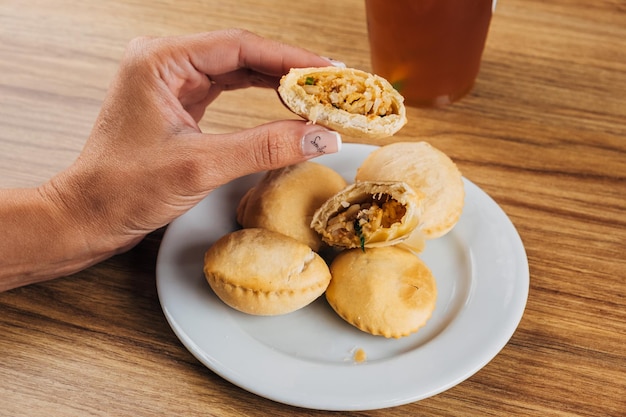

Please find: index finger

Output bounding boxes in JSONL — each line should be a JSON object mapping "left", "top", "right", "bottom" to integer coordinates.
{"left": 177, "top": 29, "right": 333, "bottom": 78}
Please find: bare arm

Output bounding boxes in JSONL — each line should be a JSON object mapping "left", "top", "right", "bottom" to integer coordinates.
{"left": 0, "top": 187, "right": 118, "bottom": 290}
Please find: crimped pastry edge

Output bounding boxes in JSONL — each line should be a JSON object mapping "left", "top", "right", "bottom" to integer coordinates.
{"left": 206, "top": 272, "right": 330, "bottom": 316}
{"left": 325, "top": 296, "right": 435, "bottom": 339}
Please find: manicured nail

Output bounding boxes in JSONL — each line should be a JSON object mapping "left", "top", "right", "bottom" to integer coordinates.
{"left": 302, "top": 129, "right": 342, "bottom": 157}
{"left": 322, "top": 56, "right": 347, "bottom": 68}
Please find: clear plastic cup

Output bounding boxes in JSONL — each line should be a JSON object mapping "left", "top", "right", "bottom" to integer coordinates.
{"left": 365, "top": 0, "right": 494, "bottom": 107}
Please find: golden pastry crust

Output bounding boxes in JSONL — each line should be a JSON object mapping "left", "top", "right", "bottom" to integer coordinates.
{"left": 237, "top": 162, "right": 347, "bottom": 251}
{"left": 278, "top": 66, "right": 407, "bottom": 139}
{"left": 203, "top": 228, "right": 332, "bottom": 316}
{"left": 356, "top": 142, "right": 464, "bottom": 239}
{"left": 326, "top": 246, "right": 437, "bottom": 338}
{"left": 310, "top": 180, "right": 424, "bottom": 249}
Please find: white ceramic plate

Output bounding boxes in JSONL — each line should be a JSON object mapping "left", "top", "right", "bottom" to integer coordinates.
{"left": 156, "top": 144, "right": 529, "bottom": 411}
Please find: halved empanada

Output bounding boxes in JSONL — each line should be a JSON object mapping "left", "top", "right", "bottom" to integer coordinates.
{"left": 310, "top": 181, "right": 423, "bottom": 249}
{"left": 356, "top": 142, "right": 465, "bottom": 239}
{"left": 278, "top": 66, "right": 407, "bottom": 139}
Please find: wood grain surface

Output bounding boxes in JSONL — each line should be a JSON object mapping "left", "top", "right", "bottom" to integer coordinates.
{"left": 1, "top": 0, "right": 625, "bottom": 416}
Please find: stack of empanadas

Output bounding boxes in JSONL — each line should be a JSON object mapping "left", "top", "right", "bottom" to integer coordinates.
{"left": 204, "top": 161, "right": 346, "bottom": 316}
{"left": 203, "top": 66, "right": 464, "bottom": 340}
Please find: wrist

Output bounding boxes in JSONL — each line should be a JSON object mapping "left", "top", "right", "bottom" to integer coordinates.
{"left": 40, "top": 166, "right": 136, "bottom": 266}
{"left": 0, "top": 183, "right": 117, "bottom": 290}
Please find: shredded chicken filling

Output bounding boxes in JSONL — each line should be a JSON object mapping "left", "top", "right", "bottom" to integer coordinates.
{"left": 325, "top": 194, "right": 406, "bottom": 246}
{"left": 298, "top": 74, "right": 397, "bottom": 117}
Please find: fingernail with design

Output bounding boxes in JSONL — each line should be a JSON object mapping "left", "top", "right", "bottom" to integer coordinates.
{"left": 302, "top": 129, "right": 342, "bottom": 158}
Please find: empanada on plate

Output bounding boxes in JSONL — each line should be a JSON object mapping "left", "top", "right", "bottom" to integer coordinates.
{"left": 204, "top": 228, "right": 331, "bottom": 316}
{"left": 326, "top": 246, "right": 437, "bottom": 338}
{"left": 237, "top": 162, "right": 347, "bottom": 251}
{"left": 310, "top": 180, "right": 423, "bottom": 249}
{"left": 356, "top": 142, "right": 465, "bottom": 239}
{"left": 278, "top": 66, "right": 407, "bottom": 139}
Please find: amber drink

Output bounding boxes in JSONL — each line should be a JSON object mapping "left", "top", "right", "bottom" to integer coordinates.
{"left": 365, "top": 0, "right": 493, "bottom": 107}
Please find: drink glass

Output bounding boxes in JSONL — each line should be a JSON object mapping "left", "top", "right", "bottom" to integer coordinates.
{"left": 365, "top": 0, "right": 494, "bottom": 107}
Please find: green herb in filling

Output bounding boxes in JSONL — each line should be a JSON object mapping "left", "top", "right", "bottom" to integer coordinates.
{"left": 353, "top": 219, "right": 366, "bottom": 252}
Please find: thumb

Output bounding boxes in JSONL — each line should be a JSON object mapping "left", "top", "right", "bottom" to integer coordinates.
{"left": 212, "top": 120, "right": 342, "bottom": 180}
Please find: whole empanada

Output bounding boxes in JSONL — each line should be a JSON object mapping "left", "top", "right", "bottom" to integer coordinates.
{"left": 326, "top": 246, "right": 437, "bottom": 338}
{"left": 237, "top": 161, "right": 347, "bottom": 251}
{"left": 204, "top": 228, "right": 332, "bottom": 316}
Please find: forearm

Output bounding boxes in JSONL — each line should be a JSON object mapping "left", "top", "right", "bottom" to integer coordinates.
{"left": 0, "top": 186, "right": 113, "bottom": 291}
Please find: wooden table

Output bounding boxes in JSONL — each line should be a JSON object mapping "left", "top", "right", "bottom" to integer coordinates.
{"left": 1, "top": 0, "right": 625, "bottom": 415}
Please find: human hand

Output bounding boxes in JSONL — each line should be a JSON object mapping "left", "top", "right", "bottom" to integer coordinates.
{"left": 44, "top": 29, "right": 342, "bottom": 260}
